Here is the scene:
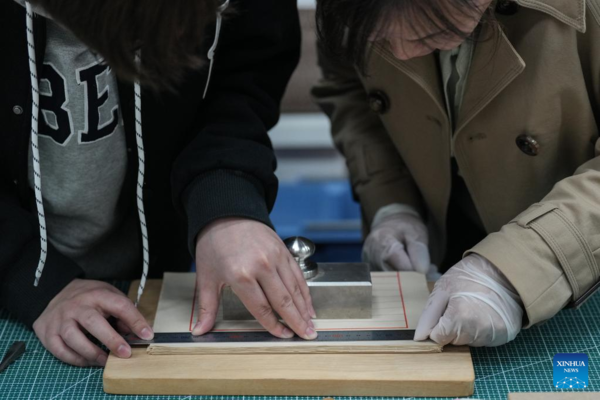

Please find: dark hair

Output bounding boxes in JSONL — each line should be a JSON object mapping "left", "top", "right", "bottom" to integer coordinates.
{"left": 316, "top": 0, "right": 497, "bottom": 73}
{"left": 31, "top": 0, "right": 223, "bottom": 90}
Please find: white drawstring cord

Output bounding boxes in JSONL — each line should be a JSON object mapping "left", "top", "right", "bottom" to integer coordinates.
{"left": 26, "top": 1, "right": 228, "bottom": 295}
{"left": 133, "top": 57, "right": 150, "bottom": 306}
{"left": 26, "top": 2, "right": 48, "bottom": 287}
{"left": 135, "top": 0, "right": 229, "bottom": 302}
{"left": 24, "top": 4, "right": 150, "bottom": 300}
{"left": 202, "top": 0, "right": 229, "bottom": 99}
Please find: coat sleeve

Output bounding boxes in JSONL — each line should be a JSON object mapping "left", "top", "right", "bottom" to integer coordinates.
{"left": 170, "top": 0, "right": 301, "bottom": 254}
{"left": 467, "top": 11, "right": 600, "bottom": 327}
{"left": 0, "top": 179, "right": 84, "bottom": 327}
{"left": 311, "top": 43, "right": 424, "bottom": 228}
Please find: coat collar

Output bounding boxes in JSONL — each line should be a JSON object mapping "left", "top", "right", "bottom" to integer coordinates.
{"left": 371, "top": 44, "right": 448, "bottom": 120}
{"left": 515, "top": 0, "right": 586, "bottom": 33}
{"left": 457, "top": 0, "right": 587, "bottom": 132}
{"left": 371, "top": 22, "right": 527, "bottom": 137}
{"left": 455, "top": 25, "right": 525, "bottom": 134}
{"left": 371, "top": 0, "right": 587, "bottom": 136}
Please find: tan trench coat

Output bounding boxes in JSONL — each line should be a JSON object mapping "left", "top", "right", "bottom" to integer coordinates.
{"left": 313, "top": 0, "right": 600, "bottom": 327}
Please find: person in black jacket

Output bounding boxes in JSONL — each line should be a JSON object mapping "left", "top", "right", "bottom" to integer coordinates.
{"left": 1, "top": 0, "right": 316, "bottom": 367}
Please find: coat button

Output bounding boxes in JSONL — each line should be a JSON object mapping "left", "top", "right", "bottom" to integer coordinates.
{"left": 368, "top": 91, "right": 390, "bottom": 114}
{"left": 516, "top": 134, "right": 539, "bottom": 156}
{"left": 496, "top": 0, "right": 519, "bottom": 15}
{"left": 12, "top": 105, "right": 24, "bottom": 115}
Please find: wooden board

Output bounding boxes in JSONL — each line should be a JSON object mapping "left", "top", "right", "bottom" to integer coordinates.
{"left": 103, "top": 279, "right": 474, "bottom": 397}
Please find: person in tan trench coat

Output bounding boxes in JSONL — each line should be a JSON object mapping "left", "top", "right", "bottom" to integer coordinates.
{"left": 313, "top": 0, "right": 600, "bottom": 347}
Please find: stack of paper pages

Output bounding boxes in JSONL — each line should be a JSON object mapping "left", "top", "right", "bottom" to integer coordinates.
{"left": 149, "top": 271, "right": 442, "bottom": 355}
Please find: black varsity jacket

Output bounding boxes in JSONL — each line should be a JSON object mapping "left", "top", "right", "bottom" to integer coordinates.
{"left": 0, "top": 0, "right": 300, "bottom": 326}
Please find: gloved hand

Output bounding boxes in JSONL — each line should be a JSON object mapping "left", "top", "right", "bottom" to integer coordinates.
{"left": 363, "top": 209, "right": 431, "bottom": 274}
{"left": 414, "top": 254, "right": 524, "bottom": 347}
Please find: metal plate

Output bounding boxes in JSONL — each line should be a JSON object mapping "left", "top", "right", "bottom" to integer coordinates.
{"left": 124, "top": 329, "right": 416, "bottom": 346}
{"left": 223, "top": 262, "right": 373, "bottom": 320}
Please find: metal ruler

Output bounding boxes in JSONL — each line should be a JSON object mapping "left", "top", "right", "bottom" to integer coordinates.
{"left": 124, "top": 329, "right": 416, "bottom": 345}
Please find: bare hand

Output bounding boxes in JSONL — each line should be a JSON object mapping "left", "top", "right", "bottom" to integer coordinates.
{"left": 193, "top": 218, "right": 317, "bottom": 340}
{"left": 33, "top": 279, "right": 153, "bottom": 367}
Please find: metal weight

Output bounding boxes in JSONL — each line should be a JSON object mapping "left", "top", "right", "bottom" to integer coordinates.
{"left": 284, "top": 237, "right": 319, "bottom": 279}
{"left": 222, "top": 236, "right": 373, "bottom": 320}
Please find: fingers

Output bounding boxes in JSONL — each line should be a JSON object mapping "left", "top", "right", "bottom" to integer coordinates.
{"left": 405, "top": 240, "right": 431, "bottom": 274}
{"left": 288, "top": 255, "right": 316, "bottom": 318}
{"left": 33, "top": 280, "right": 154, "bottom": 368}
{"left": 233, "top": 280, "right": 295, "bottom": 339}
{"left": 257, "top": 272, "right": 317, "bottom": 340}
{"left": 115, "top": 320, "right": 132, "bottom": 335}
{"left": 429, "top": 313, "right": 459, "bottom": 346}
{"left": 426, "top": 264, "right": 442, "bottom": 282}
{"left": 77, "top": 309, "right": 132, "bottom": 359}
{"left": 414, "top": 289, "right": 450, "bottom": 341}
{"left": 192, "top": 280, "right": 220, "bottom": 336}
{"left": 60, "top": 321, "right": 109, "bottom": 365}
{"left": 47, "top": 335, "right": 91, "bottom": 367}
{"left": 383, "top": 237, "right": 430, "bottom": 274}
{"left": 433, "top": 296, "right": 516, "bottom": 347}
{"left": 99, "top": 292, "right": 153, "bottom": 340}
{"left": 278, "top": 256, "right": 314, "bottom": 322}
{"left": 419, "top": 295, "right": 496, "bottom": 346}
{"left": 429, "top": 298, "right": 490, "bottom": 346}
{"left": 383, "top": 239, "right": 412, "bottom": 271}
{"left": 296, "top": 264, "right": 317, "bottom": 319}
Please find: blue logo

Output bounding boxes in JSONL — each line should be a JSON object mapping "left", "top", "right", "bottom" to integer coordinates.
{"left": 553, "top": 353, "right": 588, "bottom": 389}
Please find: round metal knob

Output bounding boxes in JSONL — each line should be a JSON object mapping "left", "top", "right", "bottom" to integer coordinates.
{"left": 284, "top": 237, "right": 319, "bottom": 279}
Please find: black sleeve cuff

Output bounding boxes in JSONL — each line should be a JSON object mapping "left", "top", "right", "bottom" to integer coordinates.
{"left": 183, "top": 169, "right": 275, "bottom": 255}
{"left": 0, "top": 240, "right": 84, "bottom": 327}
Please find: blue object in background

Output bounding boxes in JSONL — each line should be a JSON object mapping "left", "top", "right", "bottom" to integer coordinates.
{"left": 270, "top": 180, "right": 363, "bottom": 263}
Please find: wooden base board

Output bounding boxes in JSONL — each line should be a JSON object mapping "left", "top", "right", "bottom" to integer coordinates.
{"left": 103, "top": 280, "right": 475, "bottom": 397}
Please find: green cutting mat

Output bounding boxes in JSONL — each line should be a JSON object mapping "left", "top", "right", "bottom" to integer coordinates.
{"left": 1, "top": 282, "right": 599, "bottom": 400}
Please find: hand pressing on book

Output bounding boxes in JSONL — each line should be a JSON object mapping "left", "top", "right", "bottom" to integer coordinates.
{"left": 193, "top": 218, "right": 317, "bottom": 340}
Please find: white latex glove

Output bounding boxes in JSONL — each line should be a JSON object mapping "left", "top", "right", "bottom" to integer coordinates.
{"left": 415, "top": 254, "right": 524, "bottom": 347}
{"left": 363, "top": 209, "right": 431, "bottom": 274}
